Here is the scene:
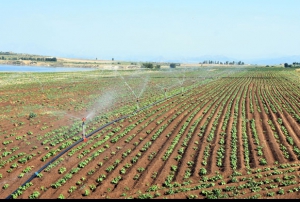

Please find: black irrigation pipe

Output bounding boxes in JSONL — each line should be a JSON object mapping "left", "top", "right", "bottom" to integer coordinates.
{"left": 6, "top": 83, "right": 197, "bottom": 199}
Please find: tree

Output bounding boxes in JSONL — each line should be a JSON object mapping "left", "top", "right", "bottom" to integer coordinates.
{"left": 170, "top": 63, "right": 176, "bottom": 68}
{"left": 45, "top": 57, "right": 57, "bottom": 62}
{"left": 284, "top": 63, "right": 289, "bottom": 68}
{"left": 142, "top": 63, "right": 153, "bottom": 68}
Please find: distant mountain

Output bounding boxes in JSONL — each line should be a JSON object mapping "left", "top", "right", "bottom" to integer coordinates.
{"left": 113, "top": 55, "right": 239, "bottom": 64}
{"left": 244, "top": 55, "right": 300, "bottom": 65}
{"left": 156, "top": 55, "right": 300, "bottom": 65}
{"left": 154, "top": 55, "right": 233, "bottom": 63}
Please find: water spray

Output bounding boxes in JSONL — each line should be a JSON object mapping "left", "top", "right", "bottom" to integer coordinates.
{"left": 82, "top": 117, "right": 87, "bottom": 142}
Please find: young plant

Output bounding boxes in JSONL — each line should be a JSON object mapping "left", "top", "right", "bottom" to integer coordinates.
{"left": 133, "top": 174, "right": 140, "bottom": 180}
{"left": 58, "top": 194, "right": 65, "bottom": 199}
{"left": 58, "top": 167, "right": 67, "bottom": 174}
{"left": 18, "top": 173, "right": 25, "bottom": 178}
{"left": 3, "top": 184, "right": 9, "bottom": 190}
{"left": 68, "top": 186, "right": 77, "bottom": 193}
{"left": 29, "top": 191, "right": 40, "bottom": 199}
{"left": 83, "top": 189, "right": 90, "bottom": 196}
{"left": 89, "top": 184, "right": 96, "bottom": 191}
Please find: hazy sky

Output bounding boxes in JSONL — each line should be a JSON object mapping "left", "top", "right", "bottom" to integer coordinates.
{"left": 1, "top": 0, "right": 300, "bottom": 62}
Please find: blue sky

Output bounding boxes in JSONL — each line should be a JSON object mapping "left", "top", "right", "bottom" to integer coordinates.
{"left": 1, "top": 0, "right": 300, "bottom": 63}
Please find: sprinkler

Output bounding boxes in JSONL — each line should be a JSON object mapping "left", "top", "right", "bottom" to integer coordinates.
{"left": 164, "top": 88, "right": 167, "bottom": 98}
{"left": 136, "top": 98, "right": 139, "bottom": 109}
{"left": 192, "top": 81, "right": 196, "bottom": 89}
{"left": 82, "top": 117, "right": 87, "bottom": 142}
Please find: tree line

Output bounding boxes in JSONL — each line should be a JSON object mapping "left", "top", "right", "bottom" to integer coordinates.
{"left": 200, "top": 60, "right": 245, "bottom": 65}
{"left": 284, "top": 62, "right": 300, "bottom": 68}
{"left": 0, "top": 51, "right": 14, "bottom": 55}
{"left": 141, "top": 63, "right": 180, "bottom": 69}
{"left": 0, "top": 56, "right": 57, "bottom": 62}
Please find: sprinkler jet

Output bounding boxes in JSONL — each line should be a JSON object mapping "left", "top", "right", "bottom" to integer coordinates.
{"left": 82, "top": 117, "right": 87, "bottom": 142}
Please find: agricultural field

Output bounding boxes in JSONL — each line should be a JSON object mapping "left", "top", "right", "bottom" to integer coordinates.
{"left": 0, "top": 66, "right": 300, "bottom": 199}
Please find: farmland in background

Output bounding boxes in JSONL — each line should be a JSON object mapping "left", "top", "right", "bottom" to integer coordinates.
{"left": 0, "top": 66, "right": 300, "bottom": 199}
